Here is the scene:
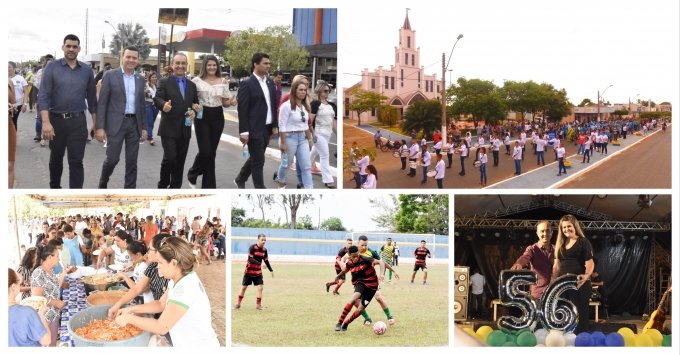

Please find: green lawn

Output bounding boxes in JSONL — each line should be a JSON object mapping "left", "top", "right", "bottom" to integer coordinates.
{"left": 231, "top": 262, "right": 449, "bottom": 346}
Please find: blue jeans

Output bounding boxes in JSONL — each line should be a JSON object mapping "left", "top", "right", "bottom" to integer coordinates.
{"left": 558, "top": 158, "right": 567, "bottom": 174}
{"left": 35, "top": 114, "right": 42, "bottom": 138}
{"left": 480, "top": 163, "right": 487, "bottom": 185}
{"left": 537, "top": 151, "right": 545, "bottom": 165}
{"left": 514, "top": 159, "right": 521, "bottom": 175}
{"left": 421, "top": 166, "right": 428, "bottom": 183}
{"left": 460, "top": 156, "right": 466, "bottom": 174}
{"left": 276, "top": 132, "right": 313, "bottom": 188}
{"left": 145, "top": 102, "right": 159, "bottom": 140}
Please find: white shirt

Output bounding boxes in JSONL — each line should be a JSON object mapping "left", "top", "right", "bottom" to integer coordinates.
{"left": 460, "top": 145, "right": 468, "bottom": 157}
{"left": 313, "top": 102, "right": 335, "bottom": 137}
{"left": 409, "top": 143, "right": 420, "bottom": 159}
{"left": 470, "top": 273, "right": 485, "bottom": 295}
{"left": 167, "top": 272, "right": 219, "bottom": 347}
{"left": 11, "top": 75, "right": 28, "bottom": 105}
{"left": 112, "top": 244, "right": 131, "bottom": 266}
{"left": 556, "top": 147, "right": 565, "bottom": 158}
{"left": 492, "top": 138, "right": 501, "bottom": 151}
{"left": 480, "top": 153, "right": 488, "bottom": 165}
{"left": 478, "top": 137, "right": 485, "bottom": 146}
{"left": 278, "top": 101, "right": 309, "bottom": 133}
{"left": 513, "top": 145, "right": 522, "bottom": 160}
{"left": 535, "top": 138, "right": 546, "bottom": 152}
{"left": 433, "top": 141, "right": 442, "bottom": 150}
{"left": 132, "top": 261, "right": 153, "bottom": 303}
{"left": 357, "top": 155, "right": 369, "bottom": 175}
{"left": 435, "top": 159, "right": 445, "bottom": 179}
{"left": 255, "top": 73, "right": 273, "bottom": 125}
{"left": 362, "top": 174, "right": 377, "bottom": 189}
{"left": 192, "top": 77, "right": 231, "bottom": 108}
{"left": 421, "top": 151, "right": 431, "bottom": 167}
{"left": 504, "top": 135, "right": 510, "bottom": 145}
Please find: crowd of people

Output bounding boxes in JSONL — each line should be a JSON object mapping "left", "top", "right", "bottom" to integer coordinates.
{"left": 9, "top": 211, "right": 224, "bottom": 347}
{"left": 9, "top": 35, "right": 337, "bottom": 189}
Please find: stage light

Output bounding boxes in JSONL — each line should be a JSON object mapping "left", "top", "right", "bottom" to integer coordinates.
{"left": 592, "top": 235, "right": 598, "bottom": 240}
{"left": 480, "top": 232, "right": 486, "bottom": 237}
{"left": 642, "top": 235, "right": 648, "bottom": 240}
{"left": 524, "top": 233, "right": 530, "bottom": 239}
{"left": 629, "top": 235, "right": 635, "bottom": 240}
{"left": 494, "top": 232, "right": 500, "bottom": 237}
{"left": 454, "top": 231, "right": 460, "bottom": 236}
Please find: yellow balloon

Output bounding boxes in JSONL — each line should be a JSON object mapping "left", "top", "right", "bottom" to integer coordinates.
{"left": 635, "top": 333, "right": 653, "bottom": 347}
{"left": 622, "top": 334, "right": 636, "bottom": 347}
{"left": 476, "top": 326, "right": 494, "bottom": 343}
{"left": 643, "top": 329, "right": 663, "bottom": 346}
{"left": 618, "top": 327, "right": 635, "bottom": 338}
{"left": 463, "top": 327, "right": 477, "bottom": 337}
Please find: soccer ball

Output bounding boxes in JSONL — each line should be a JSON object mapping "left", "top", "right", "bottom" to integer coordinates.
{"left": 373, "top": 321, "right": 387, "bottom": 335}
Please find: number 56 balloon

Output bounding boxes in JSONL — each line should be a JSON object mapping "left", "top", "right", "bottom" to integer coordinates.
{"left": 498, "top": 270, "right": 578, "bottom": 333}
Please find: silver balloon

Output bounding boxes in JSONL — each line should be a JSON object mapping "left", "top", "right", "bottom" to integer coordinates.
{"left": 540, "top": 274, "right": 579, "bottom": 332}
{"left": 497, "top": 270, "right": 539, "bottom": 331}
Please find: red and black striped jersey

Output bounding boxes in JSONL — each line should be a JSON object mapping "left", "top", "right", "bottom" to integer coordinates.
{"left": 245, "top": 244, "right": 273, "bottom": 276}
{"left": 414, "top": 247, "right": 431, "bottom": 265}
{"left": 346, "top": 256, "right": 379, "bottom": 290}
{"left": 335, "top": 246, "right": 349, "bottom": 271}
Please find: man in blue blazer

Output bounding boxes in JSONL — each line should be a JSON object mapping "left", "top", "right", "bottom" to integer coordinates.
{"left": 95, "top": 46, "right": 147, "bottom": 188}
{"left": 153, "top": 52, "right": 199, "bottom": 188}
{"left": 234, "top": 52, "right": 278, "bottom": 189}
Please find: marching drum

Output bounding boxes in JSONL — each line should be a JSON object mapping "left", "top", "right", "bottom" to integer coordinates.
{"left": 426, "top": 170, "right": 437, "bottom": 177}
{"left": 392, "top": 151, "right": 400, "bottom": 158}
{"left": 409, "top": 161, "right": 418, "bottom": 169}
{"left": 473, "top": 160, "right": 482, "bottom": 168}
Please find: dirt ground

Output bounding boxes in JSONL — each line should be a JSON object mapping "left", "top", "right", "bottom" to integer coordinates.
{"left": 342, "top": 122, "right": 581, "bottom": 189}
{"left": 196, "top": 257, "right": 226, "bottom": 346}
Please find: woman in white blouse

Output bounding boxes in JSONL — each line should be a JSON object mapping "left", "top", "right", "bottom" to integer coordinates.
{"left": 276, "top": 79, "right": 314, "bottom": 188}
{"left": 361, "top": 164, "right": 377, "bottom": 189}
{"left": 189, "top": 55, "right": 236, "bottom": 188}
{"left": 308, "top": 81, "right": 337, "bottom": 188}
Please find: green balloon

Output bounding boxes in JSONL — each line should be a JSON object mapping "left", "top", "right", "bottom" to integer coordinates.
{"left": 662, "top": 335, "right": 671, "bottom": 347}
{"left": 503, "top": 341, "right": 518, "bottom": 347}
{"left": 517, "top": 331, "right": 538, "bottom": 347}
{"left": 487, "top": 330, "right": 507, "bottom": 347}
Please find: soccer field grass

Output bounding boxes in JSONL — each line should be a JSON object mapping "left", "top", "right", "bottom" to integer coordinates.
{"left": 231, "top": 262, "right": 449, "bottom": 346}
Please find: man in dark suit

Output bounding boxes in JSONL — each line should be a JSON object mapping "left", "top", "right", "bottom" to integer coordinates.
{"left": 95, "top": 46, "right": 147, "bottom": 188}
{"left": 234, "top": 52, "right": 278, "bottom": 189}
{"left": 153, "top": 52, "right": 199, "bottom": 188}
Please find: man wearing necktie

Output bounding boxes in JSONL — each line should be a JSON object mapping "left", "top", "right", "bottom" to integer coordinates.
{"left": 153, "top": 52, "right": 199, "bottom": 188}
{"left": 511, "top": 220, "right": 555, "bottom": 300}
{"left": 95, "top": 46, "right": 147, "bottom": 188}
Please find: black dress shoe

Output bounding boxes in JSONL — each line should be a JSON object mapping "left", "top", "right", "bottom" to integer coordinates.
{"left": 297, "top": 183, "right": 303, "bottom": 189}
{"left": 273, "top": 173, "right": 277, "bottom": 181}
{"left": 234, "top": 179, "right": 245, "bottom": 189}
{"left": 325, "top": 183, "right": 336, "bottom": 189}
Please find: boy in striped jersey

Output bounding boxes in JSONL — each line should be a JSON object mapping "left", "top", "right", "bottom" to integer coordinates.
{"left": 332, "top": 245, "right": 399, "bottom": 331}
{"left": 326, "top": 238, "right": 353, "bottom": 295}
{"left": 411, "top": 240, "right": 432, "bottom": 285}
{"left": 234, "top": 234, "right": 274, "bottom": 310}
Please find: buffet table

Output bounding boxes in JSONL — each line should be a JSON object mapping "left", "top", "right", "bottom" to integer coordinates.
{"left": 58, "top": 277, "right": 87, "bottom": 347}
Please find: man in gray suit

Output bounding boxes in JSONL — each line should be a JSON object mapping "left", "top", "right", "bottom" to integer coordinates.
{"left": 95, "top": 46, "right": 147, "bottom": 188}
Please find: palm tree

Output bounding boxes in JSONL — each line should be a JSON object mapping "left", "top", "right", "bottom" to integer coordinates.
{"left": 110, "top": 23, "right": 151, "bottom": 60}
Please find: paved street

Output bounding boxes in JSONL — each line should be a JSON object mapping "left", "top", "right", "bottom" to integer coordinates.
{"left": 13, "top": 107, "right": 337, "bottom": 189}
{"left": 343, "top": 122, "right": 670, "bottom": 189}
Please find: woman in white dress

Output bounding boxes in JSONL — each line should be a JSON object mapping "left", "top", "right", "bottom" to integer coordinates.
{"left": 308, "top": 81, "right": 337, "bottom": 188}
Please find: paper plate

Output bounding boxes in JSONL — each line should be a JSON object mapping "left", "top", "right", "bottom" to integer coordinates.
{"left": 20, "top": 296, "right": 47, "bottom": 311}
{"left": 108, "top": 264, "right": 124, "bottom": 272}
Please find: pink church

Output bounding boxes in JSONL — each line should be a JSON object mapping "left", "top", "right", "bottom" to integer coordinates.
{"left": 344, "top": 11, "right": 440, "bottom": 123}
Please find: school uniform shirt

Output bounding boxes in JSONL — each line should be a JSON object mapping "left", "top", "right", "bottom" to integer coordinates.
{"left": 357, "top": 155, "right": 369, "bottom": 176}
{"left": 399, "top": 144, "right": 409, "bottom": 157}
{"left": 362, "top": 174, "right": 377, "bottom": 189}
{"left": 422, "top": 151, "right": 431, "bottom": 167}
{"left": 556, "top": 147, "right": 565, "bottom": 158}
{"left": 480, "top": 153, "right": 488, "bottom": 165}
{"left": 460, "top": 145, "right": 469, "bottom": 157}
{"left": 166, "top": 272, "right": 219, "bottom": 347}
{"left": 435, "top": 159, "right": 446, "bottom": 179}
{"left": 492, "top": 139, "right": 501, "bottom": 151}
{"left": 409, "top": 143, "right": 420, "bottom": 159}
{"left": 513, "top": 146, "right": 522, "bottom": 160}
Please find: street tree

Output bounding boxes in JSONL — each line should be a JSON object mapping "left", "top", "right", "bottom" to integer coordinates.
{"left": 378, "top": 104, "right": 399, "bottom": 127}
{"left": 500, "top": 80, "right": 549, "bottom": 124}
{"left": 542, "top": 84, "right": 572, "bottom": 123}
{"left": 448, "top": 77, "right": 506, "bottom": 128}
{"left": 401, "top": 99, "right": 442, "bottom": 139}
{"left": 297, "top": 215, "right": 314, "bottom": 230}
{"left": 110, "top": 23, "right": 151, "bottom": 59}
{"left": 319, "top": 217, "right": 346, "bottom": 231}
{"left": 578, "top": 98, "right": 593, "bottom": 107}
{"left": 346, "top": 88, "right": 387, "bottom": 126}
{"left": 231, "top": 208, "right": 246, "bottom": 227}
{"left": 224, "top": 26, "right": 309, "bottom": 77}
{"left": 394, "top": 194, "right": 448, "bottom": 235}
{"left": 281, "top": 194, "right": 314, "bottom": 229}
{"left": 246, "top": 195, "right": 275, "bottom": 221}
{"left": 369, "top": 195, "right": 399, "bottom": 232}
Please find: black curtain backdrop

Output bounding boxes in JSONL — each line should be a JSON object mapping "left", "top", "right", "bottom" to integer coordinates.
{"left": 455, "top": 234, "right": 654, "bottom": 315}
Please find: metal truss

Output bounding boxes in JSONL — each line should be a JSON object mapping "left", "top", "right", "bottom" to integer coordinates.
{"left": 472, "top": 197, "right": 613, "bottom": 221}
{"left": 455, "top": 217, "right": 670, "bottom": 232}
{"left": 648, "top": 241, "right": 656, "bottom": 315}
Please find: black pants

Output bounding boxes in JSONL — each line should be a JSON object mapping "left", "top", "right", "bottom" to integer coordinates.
{"left": 567, "top": 280, "right": 591, "bottom": 333}
{"left": 492, "top": 150, "right": 499, "bottom": 166}
{"left": 188, "top": 106, "right": 224, "bottom": 188}
{"left": 99, "top": 117, "right": 140, "bottom": 188}
{"left": 11, "top": 105, "right": 22, "bottom": 130}
{"left": 159, "top": 135, "right": 191, "bottom": 188}
{"left": 48, "top": 112, "right": 88, "bottom": 188}
{"left": 436, "top": 178, "right": 443, "bottom": 188}
{"left": 236, "top": 129, "right": 271, "bottom": 189}
{"left": 400, "top": 157, "right": 406, "bottom": 170}
{"left": 447, "top": 153, "right": 453, "bottom": 167}
{"left": 470, "top": 293, "right": 485, "bottom": 319}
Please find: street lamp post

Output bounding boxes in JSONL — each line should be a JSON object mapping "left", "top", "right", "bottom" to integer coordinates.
{"left": 441, "top": 33, "right": 464, "bottom": 146}
{"left": 104, "top": 20, "right": 125, "bottom": 60}
{"left": 628, "top": 93, "right": 640, "bottom": 119}
{"left": 597, "top": 84, "right": 612, "bottom": 122}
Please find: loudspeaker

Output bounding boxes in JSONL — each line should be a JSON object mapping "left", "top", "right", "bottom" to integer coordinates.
{"left": 454, "top": 266, "right": 469, "bottom": 320}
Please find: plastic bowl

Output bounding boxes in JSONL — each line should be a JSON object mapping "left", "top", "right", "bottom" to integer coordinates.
{"left": 67, "top": 305, "right": 150, "bottom": 347}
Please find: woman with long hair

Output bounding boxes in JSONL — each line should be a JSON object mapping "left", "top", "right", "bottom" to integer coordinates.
{"left": 308, "top": 80, "right": 337, "bottom": 188}
{"left": 189, "top": 55, "right": 236, "bottom": 188}
{"left": 115, "top": 240, "right": 153, "bottom": 303}
{"left": 553, "top": 214, "right": 595, "bottom": 334}
{"left": 16, "top": 247, "right": 39, "bottom": 299}
{"left": 113, "top": 237, "right": 219, "bottom": 347}
{"left": 8, "top": 268, "right": 51, "bottom": 346}
{"left": 144, "top": 71, "right": 160, "bottom": 145}
{"left": 361, "top": 164, "right": 378, "bottom": 189}
{"left": 275, "top": 79, "right": 314, "bottom": 188}
{"left": 30, "top": 244, "right": 66, "bottom": 346}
